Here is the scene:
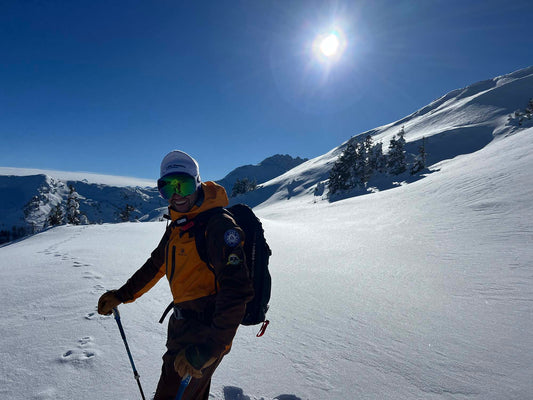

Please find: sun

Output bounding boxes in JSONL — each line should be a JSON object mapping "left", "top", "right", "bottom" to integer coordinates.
{"left": 312, "top": 29, "right": 346, "bottom": 63}
{"left": 320, "top": 33, "right": 340, "bottom": 57}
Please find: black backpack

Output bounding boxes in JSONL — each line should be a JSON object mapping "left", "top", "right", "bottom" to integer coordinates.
{"left": 193, "top": 204, "right": 272, "bottom": 336}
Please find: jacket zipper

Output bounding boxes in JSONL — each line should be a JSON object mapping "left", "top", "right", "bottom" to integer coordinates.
{"left": 165, "top": 242, "right": 169, "bottom": 278}
{"left": 169, "top": 245, "right": 176, "bottom": 283}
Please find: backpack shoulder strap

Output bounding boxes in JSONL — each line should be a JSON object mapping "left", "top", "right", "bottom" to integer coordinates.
{"left": 192, "top": 207, "right": 228, "bottom": 264}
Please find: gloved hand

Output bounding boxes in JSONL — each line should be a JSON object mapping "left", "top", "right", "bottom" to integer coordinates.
{"left": 97, "top": 290, "right": 122, "bottom": 315}
{"left": 174, "top": 345, "right": 217, "bottom": 379}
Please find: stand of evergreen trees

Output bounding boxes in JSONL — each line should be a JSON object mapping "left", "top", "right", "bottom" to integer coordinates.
{"left": 328, "top": 127, "right": 427, "bottom": 195}
{"left": 507, "top": 98, "right": 533, "bottom": 126}
{"left": 119, "top": 204, "right": 135, "bottom": 222}
{"left": 0, "top": 226, "right": 28, "bottom": 245}
{"left": 231, "top": 177, "right": 257, "bottom": 197}
{"left": 46, "top": 185, "right": 82, "bottom": 227}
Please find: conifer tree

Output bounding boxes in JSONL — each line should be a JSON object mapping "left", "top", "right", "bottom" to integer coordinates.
{"left": 328, "top": 143, "right": 356, "bottom": 194}
{"left": 370, "top": 142, "right": 387, "bottom": 173}
{"left": 231, "top": 178, "right": 257, "bottom": 197}
{"left": 66, "top": 185, "right": 81, "bottom": 225}
{"left": 47, "top": 204, "right": 64, "bottom": 227}
{"left": 387, "top": 126, "right": 407, "bottom": 175}
{"left": 119, "top": 204, "right": 135, "bottom": 222}
{"left": 351, "top": 142, "right": 367, "bottom": 188}
{"left": 360, "top": 135, "right": 374, "bottom": 185}
{"left": 526, "top": 98, "right": 533, "bottom": 120}
{"left": 410, "top": 136, "right": 428, "bottom": 175}
{"left": 0, "top": 230, "right": 10, "bottom": 244}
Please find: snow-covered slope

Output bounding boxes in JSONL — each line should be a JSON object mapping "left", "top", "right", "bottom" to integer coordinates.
{"left": 236, "top": 66, "right": 533, "bottom": 208}
{"left": 1, "top": 126, "right": 531, "bottom": 399}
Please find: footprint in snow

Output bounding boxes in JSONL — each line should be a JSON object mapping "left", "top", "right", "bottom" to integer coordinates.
{"left": 90, "top": 284, "right": 106, "bottom": 296}
{"left": 59, "top": 337, "right": 96, "bottom": 363}
{"left": 78, "top": 336, "right": 93, "bottom": 346}
{"left": 85, "top": 312, "right": 95, "bottom": 320}
{"left": 84, "top": 312, "right": 101, "bottom": 320}
{"left": 60, "top": 349, "right": 96, "bottom": 363}
{"left": 82, "top": 271, "right": 102, "bottom": 280}
{"left": 73, "top": 261, "right": 92, "bottom": 267}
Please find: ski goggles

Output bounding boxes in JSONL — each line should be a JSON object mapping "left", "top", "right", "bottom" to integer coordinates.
{"left": 157, "top": 173, "right": 198, "bottom": 199}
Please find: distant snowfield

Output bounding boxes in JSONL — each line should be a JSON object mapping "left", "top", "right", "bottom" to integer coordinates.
{"left": 1, "top": 128, "right": 532, "bottom": 399}
{"left": 0, "top": 166, "right": 156, "bottom": 187}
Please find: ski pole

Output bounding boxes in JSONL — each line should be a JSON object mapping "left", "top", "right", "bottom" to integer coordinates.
{"left": 112, "top": 307, "right": 147, "bottom": 400}
{"left": 175, "top": 374, "right": 191, "bottom": 400}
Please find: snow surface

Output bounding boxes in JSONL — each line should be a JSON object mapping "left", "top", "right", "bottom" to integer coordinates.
{"left": 1, "top": 127, "right": 532, "bottom": 399}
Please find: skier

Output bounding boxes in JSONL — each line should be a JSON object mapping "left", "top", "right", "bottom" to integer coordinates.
{"left": 98, "top": 150, "right": 254, "bottom": 400}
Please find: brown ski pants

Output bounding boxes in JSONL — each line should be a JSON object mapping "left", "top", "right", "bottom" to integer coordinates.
{"left": 153, "top": 350, "right": 223, "bottom": 400}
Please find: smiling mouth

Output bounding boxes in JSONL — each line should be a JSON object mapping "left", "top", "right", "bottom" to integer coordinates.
{"left": 171, "top": 197, "right": 190, "bottom": 210}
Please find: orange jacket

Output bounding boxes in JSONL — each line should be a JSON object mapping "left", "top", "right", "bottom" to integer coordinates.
{"left": 116, "top": 181, "right": 254, "bottom": 357}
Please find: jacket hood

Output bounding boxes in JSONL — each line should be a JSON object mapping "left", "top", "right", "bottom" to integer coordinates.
{"left": 168, "top": 181, "right": 229, "bottom": 221}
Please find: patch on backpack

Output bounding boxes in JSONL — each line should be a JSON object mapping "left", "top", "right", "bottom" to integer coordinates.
{"left": 227, "top": 253, "right": 242, "bottom": 266}
{"left": 224, "top": 229, "right": 241, "bottom": 247}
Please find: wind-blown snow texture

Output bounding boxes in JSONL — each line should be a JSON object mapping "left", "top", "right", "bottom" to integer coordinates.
{"left": 1, "top": 67, "right": 532, "bottom": 399}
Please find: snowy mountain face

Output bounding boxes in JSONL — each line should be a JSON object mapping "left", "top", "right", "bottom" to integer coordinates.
{"left": 0, "top": 173, "right": 167, "bottom": 243}
{"left": 234, "top": 65, "right": 533, "bottom": 208}
{"left": 216, "top": 154, "right": 308, "bottom": 199}
{"left": 0, "top": 155, "right": 307, "bottom": 244}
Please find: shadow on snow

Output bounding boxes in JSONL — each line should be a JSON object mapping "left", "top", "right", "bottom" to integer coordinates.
{"left": 223, "top": 386, "right": 302, "bottom": 400}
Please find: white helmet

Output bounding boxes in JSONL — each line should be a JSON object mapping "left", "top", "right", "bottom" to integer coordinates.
{"left": 160, "top": 150, "right": 201, "bottom": 188}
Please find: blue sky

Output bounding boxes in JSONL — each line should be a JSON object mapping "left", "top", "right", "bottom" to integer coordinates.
{"left": 1, "top": 0, "right": 531, "bottom": 182}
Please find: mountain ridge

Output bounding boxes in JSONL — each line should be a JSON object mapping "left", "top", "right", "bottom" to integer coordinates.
{"left": 234, "top": 65, "right": 533, "bottom": 208}
{"left": 0, "top": 154, "right": 307, "bottom": 243}
{"left": 1, "top": 65, "right": 532, "bottom": 242}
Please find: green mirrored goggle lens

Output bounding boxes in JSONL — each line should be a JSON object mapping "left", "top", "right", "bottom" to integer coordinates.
{"left": 157, "top": 174, "right": 197, "bottom": 199}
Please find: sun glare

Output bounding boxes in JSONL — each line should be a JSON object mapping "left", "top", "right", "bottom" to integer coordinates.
{"left": 313, "top": 29, "right": 346, "bottom": 63}
{"left": 320, "top": 34, "right": 340, "bottom": 57}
